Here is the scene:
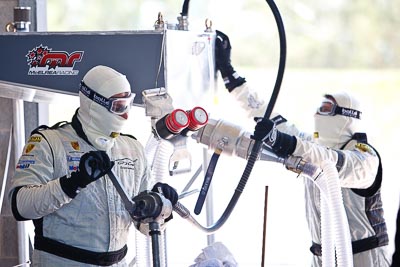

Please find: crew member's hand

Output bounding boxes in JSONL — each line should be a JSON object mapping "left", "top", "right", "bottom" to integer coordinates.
{"left": 60, "top": 151, "right": 114, "bottom": 198}
{"left": 215, "top": 30, "right": 246, "bottom": 92}
{"left": 151, "top": 182, "right": 178, "bottom": 206}
{"left": 252, "top": 117, "right": 297, "bottom": 158}
{"left": 252, "top": 117, "right": 277, "bottom": 144}
{"left": 75, "top": 151, "right": 114, "bottom": 187}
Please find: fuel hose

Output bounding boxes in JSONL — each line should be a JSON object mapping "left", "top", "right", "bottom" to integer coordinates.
{"left": 217, "top": 0, "right": 287, "bottom": 229}
{"left": 175, "top": 0, "right": 287, "bottom": 233}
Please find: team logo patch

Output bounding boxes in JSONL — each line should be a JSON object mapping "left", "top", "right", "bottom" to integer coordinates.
{"left": 28, "top": 136, "right": 42, "bottom": 142}
{"left": 26, "top": 45, "right": 84, "bottom": 75}
{"left": 25, "top": 144, "right": 35, "bottom": 154}
{"left": 71, "top": 141, "right": 80, "bottom": 151}
{"left": 248, "top": 94, "right": 262, "bottom": 109}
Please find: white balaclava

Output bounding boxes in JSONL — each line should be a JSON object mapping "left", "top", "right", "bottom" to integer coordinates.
{"left": 314, "top": 91, "right": 362, "bottom": 149}
{"left": 78, "top": 65, "right": 131, "bottom": 151}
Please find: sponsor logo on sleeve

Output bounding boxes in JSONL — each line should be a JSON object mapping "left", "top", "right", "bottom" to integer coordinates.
{"left": 16, "top": 159, "right": 35, "bottom": 169}
{"left": 28, "top": 136, "right": 42, "bottom": 142}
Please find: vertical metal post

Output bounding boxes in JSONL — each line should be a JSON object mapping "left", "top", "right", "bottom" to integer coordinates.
{"left": 13, "top": 99, "right": 30, "bottom": 265}
{"left": 261, "top": 186, "right": 269, "bottom": 267}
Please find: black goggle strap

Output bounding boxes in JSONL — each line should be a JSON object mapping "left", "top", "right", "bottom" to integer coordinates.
{"left": 334, "top": 105, "right": 362, "bottom": 119}
{"left": 80, "top": 82, "right": 112, "bottom": 111}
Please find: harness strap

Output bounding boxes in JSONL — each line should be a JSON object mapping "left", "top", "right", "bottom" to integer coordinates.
{"left": 335, "top": 150, "right": 345, "bottom": 172}
{"left": 310, "top": 235, "right": 381, "bottom": 256}
{"left": 35, "top": 235, "right": 127, "bottom": 266}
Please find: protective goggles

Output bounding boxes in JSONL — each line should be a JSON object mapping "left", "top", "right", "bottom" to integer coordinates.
{"left": 80, "top": 82, "right": 135, "bottom": 115}
{"left": 317, "top": 98, "right": 361, "bottom": 119}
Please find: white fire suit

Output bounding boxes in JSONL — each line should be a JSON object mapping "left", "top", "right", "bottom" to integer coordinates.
{"left": 9, "top": 117, "right": 152, "bottom": 266}
{"left": 229, "top": 83, "right": 390, "bottom": 266}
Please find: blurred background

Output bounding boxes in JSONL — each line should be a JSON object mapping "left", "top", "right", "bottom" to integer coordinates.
{"left": 44, "top": 0, "right": 400, "bottom": 266}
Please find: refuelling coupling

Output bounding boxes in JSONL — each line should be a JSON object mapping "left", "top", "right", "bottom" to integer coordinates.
{"left": 193, "top": 118, "right": 253, "bottom": 159}
{"left": 181, "top": 107, "right": 209, "bottom": 136}
{"left": 154, "top": 106, "right": 208, "bottom": 140}
{"left": 155, "top": 109, "right": 190, "bottom": 140}
{"left": 153, "top": 107, "right": 209, "bottom": 176}
{"left": 193, "top": 118, "right": 322, "bottom": 179}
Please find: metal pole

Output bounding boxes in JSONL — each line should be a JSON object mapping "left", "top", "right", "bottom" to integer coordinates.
{"left": 261, "top": 186, "right": 269, "bottom": 267}
{"left": 13, "top": 99, "right": 30, "bottom": 265}
{"left": 0, "top": 126, "right": 12, "bottom": 215}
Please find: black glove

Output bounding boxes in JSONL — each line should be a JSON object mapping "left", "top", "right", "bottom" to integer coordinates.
{"left": 151, "top": 182, "right": 178, "bottom": 206}
{"left": 252, "top": 117, "right": 297, "bottom": 158}
{"left": 60, "top": 151, "right": 114, "bottom": 198}
{"left": 215, "top": 30, "right": 246, "bottom": 92}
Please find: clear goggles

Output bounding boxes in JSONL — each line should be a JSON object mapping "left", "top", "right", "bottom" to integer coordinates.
{"left": 80, "top": 82, "right": 135, "bottom": 115}
{"left": 316, "top": 98, "right": 361, "bottom": 119}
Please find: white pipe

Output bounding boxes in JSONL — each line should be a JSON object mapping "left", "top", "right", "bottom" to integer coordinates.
{"left": 12, "top": 99, "right": 30, "bottom": 265}
{"left": 303, "top": 160, "right": 353, "bottom": 267}
{"left": 151, "top": 139, "right": 174, "bottom": 184}
{"left": 148, "top": 138, "right": 174, "bottom": 267}
{"left": 321, "top": 160, "right": 353, "bottom": 267}
{"left": 144, "top": 134, "right": 159, "bottom": 169}
{"left": 135, "top": 135, "right": 174, "bottom": 267}
{"left": 318, "top": 177, "right": 335, "bottom": 267}
{"left": 135, "top": 135, "right": 160, "bottom": 267}
{"left": 0, "top": 126, "right": 12, "bottom": 215}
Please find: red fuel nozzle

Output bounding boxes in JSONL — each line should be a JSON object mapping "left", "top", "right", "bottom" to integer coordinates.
{"left": 155, "top": 109, "right": 189, "bottom": 139}
{"left": 187, "top": 106, "right": 208, "bottom": 131}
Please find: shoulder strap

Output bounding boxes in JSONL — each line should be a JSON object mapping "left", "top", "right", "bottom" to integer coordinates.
{"left": 342, "top": 132, "right": 383, "bottom": 197}
{"left": 31, "top": 121, "right": 69, "bottom": 136}
{"left": 120, "top": 133, "right": 137, "bottom": 140}
{"left": 352, "top": 142, "right": 382, "bottom": 197}
{"left": 340, "top": 132, "right": 367, "bottom": 149}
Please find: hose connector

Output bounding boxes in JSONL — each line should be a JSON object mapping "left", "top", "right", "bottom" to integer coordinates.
{"left": 155, "top": 109, "right": 189, "bottom": 140}
{"left": 284, "top": 156, "right": 322, "bottom": 180}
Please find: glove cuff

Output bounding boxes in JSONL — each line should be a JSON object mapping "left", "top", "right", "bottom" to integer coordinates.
{"left": 271, "top": 114, "right": 287, "bottom": 126}
{"left": 272, "top": 132, "right": 297, "bottom": 158}
{"left": 60, "top": 173, "right": 81, "bottom": 198}
{"left": 222, "top": 72, "right": 246, "bottom": 92}
{"left": 218, "top": 63, "right": 246, "bottom": 92}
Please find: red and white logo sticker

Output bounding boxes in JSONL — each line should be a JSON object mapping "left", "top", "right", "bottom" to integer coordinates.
{"left": 26, "top": 44, "right": 84, "bottom": 75}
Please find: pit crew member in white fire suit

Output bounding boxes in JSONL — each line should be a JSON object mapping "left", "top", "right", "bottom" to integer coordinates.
{"left": 9, "top": 65, "right": 178, "bottom": 266}
{"left": 215, "top": 30, "right": 391, "bottom": 267}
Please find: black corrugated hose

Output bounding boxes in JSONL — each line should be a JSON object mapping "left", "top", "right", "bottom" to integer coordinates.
{"left": 173, "top": 0, "right": 287, "bottom": 233}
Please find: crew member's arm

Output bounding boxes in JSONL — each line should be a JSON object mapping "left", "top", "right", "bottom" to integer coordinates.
{"left": 252, "top": 118, "right": 377, "bottom": 189}
{"left": 9, "top": 134, "right": 112, "bottom": 220}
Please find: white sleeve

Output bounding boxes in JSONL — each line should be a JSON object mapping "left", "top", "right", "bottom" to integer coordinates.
{"left": 229, "top": 82, "right": 267, "bottom": 118}
{"left": 230, "top": 83, "right": 313, "bottom": 141}
{"left": 9, "top": 133, "right": 72, "bottom": 219}
{"left": 15, "top": 180, "right": 71, "bottom": 219}
{"left": 293, "top": 139, "right": 378, "bottom": 189}
{"left": 271, "top": 112, "right": 314, "bottom": 142}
